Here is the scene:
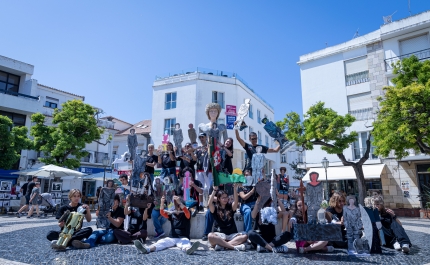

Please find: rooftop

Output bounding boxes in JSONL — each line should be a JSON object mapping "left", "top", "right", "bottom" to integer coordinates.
{"left": 154, "top": 67, "right": 274, "bottom": 111}
{"left": 38, "top": 83, "right": 85, "bottom": 99}
{"left": 116, "top": 119, "right": 151, "bottom": 135}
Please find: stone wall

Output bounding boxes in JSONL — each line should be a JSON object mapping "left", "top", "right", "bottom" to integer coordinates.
{"left": 366, "top": 41, "right": 386, "bottom": 114}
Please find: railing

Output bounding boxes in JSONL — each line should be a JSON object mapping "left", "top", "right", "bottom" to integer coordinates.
{"left": 385, "top": 48, "right": 430, "bottom": 71}
{"left": 348, "top": 108, "right": 375, "bottom": 121}
{"left": 353, "top": 147, "right": 378, "bottom": 160}
{"left": 345, "top": 70, "right": 369, "bottom": 86}
{"left": 0, "top": 89, "right": 39, "bottom": 100}
{"left": 155, "top": 67, "right": 274, "bottom": 110}
{"left": 97, "top": 119, "right": 115, "bottom": 129}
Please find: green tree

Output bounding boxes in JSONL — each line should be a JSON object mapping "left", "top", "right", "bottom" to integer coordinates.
{"left": 0, "top": 115, "right": 33, "bottom": 169}
{"left": 277, "top": 102, "right": 372, "bottom": 204}
{"left": 31, "top": 100, "right": 110, "bottom": 169}
{"left": 373, "top": 56, "right": 430, "bottom": 158}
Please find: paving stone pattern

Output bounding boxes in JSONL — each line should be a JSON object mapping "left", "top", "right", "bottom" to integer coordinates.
{"left": 0, "top": 214, "right": 429, "bottom": 265}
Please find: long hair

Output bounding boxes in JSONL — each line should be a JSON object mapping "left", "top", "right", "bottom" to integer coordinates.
{"left": 292, "top": 199, "right": 307, "bottom": 223}
{"left": 216, "top": 190, "right": 233, "bottom": 221}
{"left": 329, "top": 192, "right": 346, "bottom": 208}
{"left": 373, "top": 196, "right": 386, "bottom": 215}
{"left": 225, "top": 137, "right": 234, "bottom": 151}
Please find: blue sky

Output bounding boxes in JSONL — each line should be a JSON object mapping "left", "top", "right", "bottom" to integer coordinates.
{"left": 1, "top": 1, "right": 429, "bottom": 124}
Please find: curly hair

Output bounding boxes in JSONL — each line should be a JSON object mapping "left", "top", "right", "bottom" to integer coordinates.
{"left": 329, "top": 192, "right": 346, "bottom": 208}
{"left": 205, "top": 103, "right": 221, "bottom": 120}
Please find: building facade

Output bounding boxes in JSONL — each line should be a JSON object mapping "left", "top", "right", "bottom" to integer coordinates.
{"left": 298, "top": 11, "right": 430, "bottom": 209}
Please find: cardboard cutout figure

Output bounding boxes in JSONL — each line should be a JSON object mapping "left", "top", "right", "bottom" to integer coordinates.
{"left": 305, "top": 172, "right": 323, "bottom": 222}
{"left": 173, "top": 123, "right": 184, "bottom": 156}
{"left": 127, "top": 129, "right": 138, "bottom": 161}
{"left": 96, "top": 185, "right": 116, "bottom": 228}
{"left": 344, "top": 196, "right": 363, "bottom": 254}
{"left": 261, "top": 117, "right": 292, "bottom": 153}
{"left": 188, "top": 123, "right": 197, "bottom": 143}
{"left": 131, "top": 150, "right": 148, "bottom": 188}
{"left": 251, "top": 146, "right": 265, "bottom": 184}
{"left": 234, "top": 99, "right": 250, "bottom": 131}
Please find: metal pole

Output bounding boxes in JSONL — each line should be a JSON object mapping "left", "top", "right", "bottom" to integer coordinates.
{"left": 103, "top": 166, "right": 106, "bottom": 187}
{"left": 325, "top": 167, "right": 328, "bottom": 200}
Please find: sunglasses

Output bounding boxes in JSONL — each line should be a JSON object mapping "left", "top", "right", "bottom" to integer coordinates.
{"left": 250, "top": 138, "right": 257, "bottom": 140}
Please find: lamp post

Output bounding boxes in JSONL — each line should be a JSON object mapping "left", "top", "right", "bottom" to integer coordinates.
{"left": 321, "top": 157, "right": 329, "bottom": 200}
{"left": 102, "top": 156, "right": 110, "bottom": 187}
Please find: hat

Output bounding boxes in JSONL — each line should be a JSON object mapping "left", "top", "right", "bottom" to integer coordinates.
{"left": 199, "top": 133, "right": 207, "bottom": 137}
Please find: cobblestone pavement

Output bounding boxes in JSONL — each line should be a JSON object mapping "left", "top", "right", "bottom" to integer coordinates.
{"left": 0, "top": 214, "right": 429, "bottom": 265}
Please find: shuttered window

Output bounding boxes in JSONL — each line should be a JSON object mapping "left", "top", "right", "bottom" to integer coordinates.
{"left": 347, "top": 92, "right": 372, "bottom": 111}
{"left": 400, "top": 34, "right": 429, "bottom": 55}
{"left": 345, "top": 56, "right": 368, "bottom": 75}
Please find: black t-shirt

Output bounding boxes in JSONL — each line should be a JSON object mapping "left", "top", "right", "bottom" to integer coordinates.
{"left": 326, "top": 206, "right": 346, "bottom": 238}
{"left": 243, "top": 143, "right": 269, "bottom": 171}
{"left": 380, "top": 212, "right": 394, "bottom": 230}
{"left": 238, "top": 186, "right": 257, "bottom": 204}
{"left": 168, "top": 212, "right": 191, "bottom": 239}
{"left": 145, "top": 155, "right": 158, "bottom": 174}
{"left": 109, "top": 206, "right": 125, "bottom": 230}
{"left": 221, "top": 149, "right": 233, "bottom": 174}
{"left": 21, "top": 183, "right": 29, "bottom": 196}
{"left": 254, "top": 212, "right": 276, "bottom": 243}
{"left": 26, "top": 182, "right": 36, "bottom": 196}
{"left": 178, "top": 153, "right": 196, "bottom": 173}
{"left": 212, "top": 204, "right": 238, "bottom": 235}
{"left": 190, "top": 179, "right": 203, "bottom": 201}
{"left": 56, "top": 203, "right": 88, "bottom": 219}
{"left": 128, "top": 207, "right": 147, "bottom": 234}
{"left": 161, "top": 154, "right": 176, "bottom": 169}
{"left": 195, "top": 149, "right": 210, "bottom": 171}
{"left": 279, "top": 174, "right": 289, "bottom": 191}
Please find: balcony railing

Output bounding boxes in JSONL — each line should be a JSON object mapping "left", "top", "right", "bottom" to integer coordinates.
{"left": 353, "top": 147, "right": 378, "bottom": 160}
{"left": 385, "top": 48, "right": 430, "bottom": 71}
{"left": 0, "top": 89, "right": 39, "bottom": 100}
{"left": 97, "top": 119, "right": 115, "bottom": 129}
{"left": 348, "top": 108, "right": 375, "bottom": 121}
{"left": 345, "top": 71, "right": 369, "bottom": 86}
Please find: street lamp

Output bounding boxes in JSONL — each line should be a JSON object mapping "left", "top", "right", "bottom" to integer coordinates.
{"left": 321, "top": 157, "right": 329, "bottom": 200}
{"left": 102, "top": 156, "right": 110, "bottom": 187}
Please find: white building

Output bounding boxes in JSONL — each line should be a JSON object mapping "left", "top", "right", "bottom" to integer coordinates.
{"left": 298, "top": 11, "right": 430, "bottom": 209}
{"left": 151, "top": 68, "right": 282, "bottom": 175}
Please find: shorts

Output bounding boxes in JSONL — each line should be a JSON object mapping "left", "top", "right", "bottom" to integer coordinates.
{"left": 279, "top": 190, "right": 289, "bottom": 195}
{"left": 214, "top": 231, "right": 245, "bottom": 241}
{"left": 24, "top": 195, "right": 30, "bottom": 205}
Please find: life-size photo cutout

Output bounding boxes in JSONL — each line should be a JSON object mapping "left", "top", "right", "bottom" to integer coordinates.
{"left": 96, "top": 183, "right": 116, "bottom": 229}
{"left": 304, "top": 172, "right": 323, "bottom": 221}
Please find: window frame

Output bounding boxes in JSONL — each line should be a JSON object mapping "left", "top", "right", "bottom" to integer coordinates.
{"left": 164, "top": 118, "right": 177, "bottom": 135}
{"left": 212, "top": 91, "right": 225, "bottom": 109}
{"left": 258, "top": 131, "right": 262, "bottom": 145}
{"left": 257, "top": 109, "right": 261, "bottom": 124}
{"left": 249, "top": 104, "right": 253, "bottom": 119}
{"left": 0, "top": 70, "right": 21, "bottom": 95}
{"left": 165, "top": 92, "right": 177, "bottom": 110}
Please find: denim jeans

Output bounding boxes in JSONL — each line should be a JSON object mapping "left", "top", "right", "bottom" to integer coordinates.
{"left": 240, "top": 201, "right": 256, "bottom": 233}
{"left": 204, "top": 209, "right": 215, "bottom": 235}
{"left": 151, "top": 208, "right": 166, "bottom": 235}
{"left": 85, "top": 229, "right": 115, "bottom": 247}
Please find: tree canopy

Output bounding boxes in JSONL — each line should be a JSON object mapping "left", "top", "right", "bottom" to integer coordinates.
{"left": 373, "top": 56, "right": 430, "bottom": 159}
{"left": 0, "top": 115, "right": 33, "bottom": 169}
{"left": 31, "top": 100, "right": 109, "bottom": 169}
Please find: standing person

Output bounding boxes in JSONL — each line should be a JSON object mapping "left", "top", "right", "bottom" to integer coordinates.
{"left": 220, "top": 138, "right": 234, "bottom": 174}
{"left": 325, "top": 192, "right": 348, "bottom": 248}
{"left": 234, "top": 130, "right": 280, "bottom": 174}
{"left": 84, "top": 194, "right": 125, "bottom": 248}
{"left": 238, "top": 171, "right": 258, "bottom": 233}
{"left": 195, "top": 133, "right": 212, "bottom": 206}
{"left": 27, "top": 182, "right": 42, "bottom": 218}
{"left": 208, "top": 185, "right": 248, "bottom": 251}
{"left": 134, "top": 195, "right": 200, "bottom": 255}
{"left": 114, "top": 195, "right": 150, "bottom": 244}
{"left": 16, "top": 176, "right": 37, "bottom": 218}
{"left": 47, "top": 189, "right": 93, "bottom": 251}
{"left": 374, "top": 197, "right": 411, "bottom": 253}
{"left": 290, "top": 199, "right": 333, "bottom": 253}
{"left": 151, "top": 177, "right": 167, "bottom": 239}
{"left": 145, "top": 144, "right": 158, "bottom": 185}
{"left": 248, "top": 195, "right": 291, "bottom": 253}
{"left": 158, "top": 141, "right": 177, "bottom": 187}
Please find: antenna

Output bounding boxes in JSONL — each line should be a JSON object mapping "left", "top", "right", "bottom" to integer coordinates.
{"left": 352, "top": 28, "right": 359, "bottom": 39}
{"left": 383, "top": 11, "right": 397, "bottom": 24}
{"left": 408, "top": 0, "right": 411, "bottom": 16}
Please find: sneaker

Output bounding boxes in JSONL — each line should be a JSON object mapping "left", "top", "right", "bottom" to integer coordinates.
{"left": 15, "top": 212, "right": 21, "bottom": 218}
{"left": 153, "top": 232, "right": 165, "bottom": 240}
{"left": 214, "top": 245, "right": 224, "bottom": 251}
{"left": 393, "top": 241, "right": 401, "bottom": 250}
{"left": 51, "top": 240, "right": 66, "bottom": 251}
{"left": 326, "top": 246, "right": 334, "bottom": 253}
{"left": 272, "top": 245, "right": 288, "bottom": 253}
{"left": 402, "top": 244, "right": 410, "bottom": 253}
{"left": 186, "top": 241, "right": 200, "bottom": 255}
{"left": 26, "top": 216, "right": 32, "bottom": 219}
{"left": 298, "top": 247, "right": 305, "bottom": 254}
{"left": 198, "top": 205, "right": 204, "bottom": 212}
{"left": 257, "top": 245, "right": 266, "bottom": 252}
{"left": 134, "top": 240, "right": 149, "bottom": 254}
{"left": 234, "top": 244, "right": 246, "bottom": 251}
{"left": 201, "top": 235, "right": 208, "bottom": 241}
{"left": 71, "top": 240, "right": 90, "bottom": 249}
{"left": 191, "top": 208, "right": 198, "bottom": 218}
{"left": 245, "top": 244, "right": 253, "bottom": 250}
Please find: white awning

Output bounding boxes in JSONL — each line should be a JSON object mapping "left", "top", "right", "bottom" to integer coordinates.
{"left": 302, "top": 164, "right": 385, "bottom": 182}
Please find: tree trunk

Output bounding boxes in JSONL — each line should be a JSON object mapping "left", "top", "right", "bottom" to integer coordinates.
{"left": 351, "top": 164, "right": 367, "bottom": 205}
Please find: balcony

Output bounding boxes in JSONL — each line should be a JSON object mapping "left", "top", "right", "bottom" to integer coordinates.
{"left": 345, "top": 71, "right": 369, "bottom": 86}
{"left": 0, "top": 88, "right": 40, "bottom": 114}
{"left": 97, "top": 119, "right": 115, "bottom": 129}
{"left": 385, "top": 48, "right": 430, "bottom": 71}
{"left": 348, "top": 108, "right": 375, "bottom": 121}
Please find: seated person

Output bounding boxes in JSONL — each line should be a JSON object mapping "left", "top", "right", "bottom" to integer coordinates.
{"left": 238, "top": 172, "right": 258, "bottom": 233}
{"left": 374, "top": 197, "right": 411, "bottom": 253}
{"left": 325, "top": 192, "right": 348, "bottom": 248}
{"left": 113, "top": 195, "right": 150, "bottom": 244}
{"left": 208, "top": 185, "right": 248, "bottom": 251}
{"left": 290, "top": 199, "right": 333, "bottom": 254}
{"left": 151, "top": 176, "right": 167, "bottom": 239}
{"left": 134, "top": 195, "right": 200, "bottom": 255}
{"left": 47, "top": 189, "right": 93, "bottom": 251}
{"left": 84, "top": 194, "right": 124, "bottom": 247}
{"left": 248, "top": 195, "right": 291, "bottom": 253}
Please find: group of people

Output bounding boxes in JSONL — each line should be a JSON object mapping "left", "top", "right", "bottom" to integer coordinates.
{"left": 15, "top": 176, "right": 42, "bottom": 218}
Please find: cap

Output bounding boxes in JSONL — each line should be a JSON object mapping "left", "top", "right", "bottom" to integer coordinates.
{"left": 199, "top": 133, "right": 207, "bottom": 137}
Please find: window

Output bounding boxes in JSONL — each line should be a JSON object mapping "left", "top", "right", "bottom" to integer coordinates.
{"left": 249, "top": 126, "right": 253, "bottom": 134}
{"left": 352, "top": 131, "right": 377, "bottom": 160}
{"left": 243, "top": 128, "right": 247, "bottom": 140}
{"left": 258, "top": 131, "right": 262, "bottom": 145}
{"left": 0, "top": 70, "right": 20, "bottom": 95}
{"left": 347, "top": 92, "right": 373, "bottom": 120}
{"left": 0, "top": 110, "right": 26, "bottom": 126}
{"left": 212, "top": 91, "right": 225, "bottom": 109}
{"left": 257, "top": 109, "right": 261, "bottom": 124}
{"left": 281, "top": 153, "right": 287, "bottom": 163}
{"left": 400, "top": 34, "right": 429, "bottom": 56}
{"left": 164, "top": 118, "right": 176, "bottom": 135}
{"left": 165, "top": 92, "right": 177, "bottom": 110}
{"left": 217, "top": 118, "right": 225, "bottom": 125}
{"left": 265, "top": 135, "right": 269, "bottom": 147}
{"left": 44, "top": 97, "right": 59, "bottom": 109}
{"left": 249, "top": 104, "right": 253, "bottom": 119}
{"left": 344, "top": 56, "right": 369, "bottom": 86}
